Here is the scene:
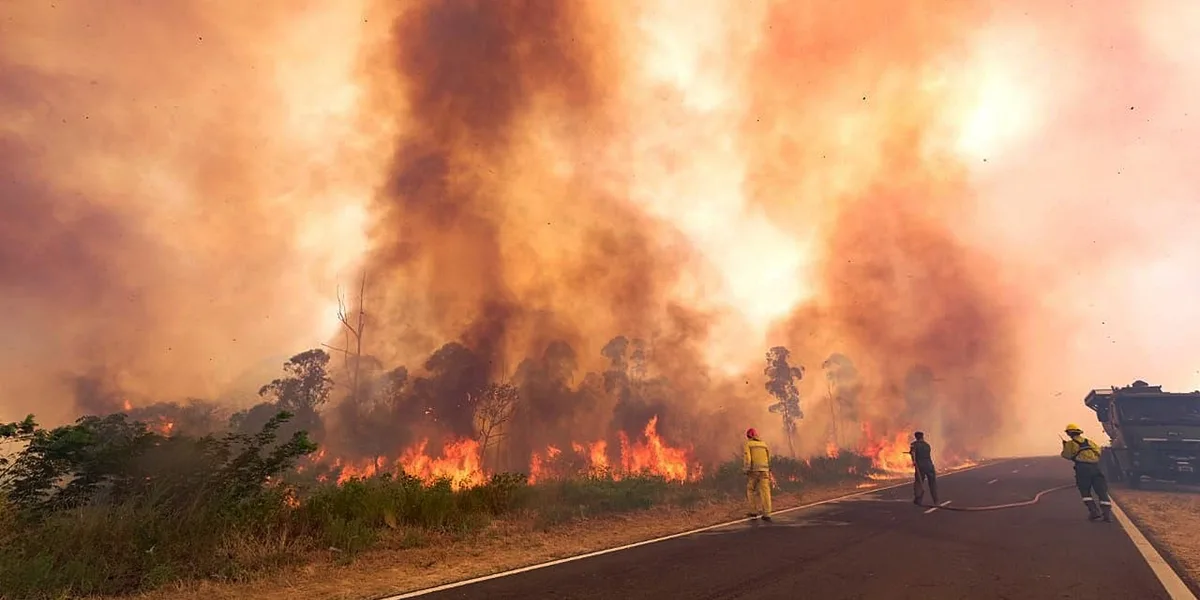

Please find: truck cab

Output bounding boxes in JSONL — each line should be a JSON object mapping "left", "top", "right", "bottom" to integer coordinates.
{"left": 1084, "top": 381, "right": 1200, "bottom": 487}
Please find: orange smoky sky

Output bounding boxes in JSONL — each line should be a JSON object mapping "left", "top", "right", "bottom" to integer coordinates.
{"left": 2, "top": 0, "right": 1198, "bottom": 457}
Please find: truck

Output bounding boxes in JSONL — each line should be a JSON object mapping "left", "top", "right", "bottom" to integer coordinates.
{"left": 1083, "top": 380, "right": 1200, "bottom": 487}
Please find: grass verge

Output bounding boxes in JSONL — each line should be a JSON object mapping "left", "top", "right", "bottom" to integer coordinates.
{"left": 0, "top": 454, "right": 877, "bottom": 600}
{"left": 1113, "top": 487, "right": 1200, "bottom": 595}
{"left": 105, "top": 479, "right": 889, "bottom": 600}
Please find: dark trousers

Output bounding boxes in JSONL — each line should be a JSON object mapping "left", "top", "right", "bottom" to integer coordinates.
{"left": 914, "top": 463, "right": 939, "bottom": 503}
{"left": 1074, "top": 462, "right": 1110, "bottom": 502}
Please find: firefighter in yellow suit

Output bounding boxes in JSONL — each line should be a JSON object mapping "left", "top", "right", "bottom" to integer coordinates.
{"left": 1060, "top": 423, "right": 1112, "bottom": 522}
{"left": 744, "top": 428, "right": 773, "bottom": 522}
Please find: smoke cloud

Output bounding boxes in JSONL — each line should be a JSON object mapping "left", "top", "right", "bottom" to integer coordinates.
{"left": 0, "top": 1, "right": 380, "bottom": 422}
{"left": 3, "top": 0, "right": 1199, "bottom": 466}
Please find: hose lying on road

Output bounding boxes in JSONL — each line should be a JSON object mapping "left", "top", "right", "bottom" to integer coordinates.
{"left": 917, "top": 484, "right": 1075, "bottom": 511}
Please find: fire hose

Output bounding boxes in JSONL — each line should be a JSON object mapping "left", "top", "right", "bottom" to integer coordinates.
{"left": 915, "top": 484, "right": 1075, "bottom": 511}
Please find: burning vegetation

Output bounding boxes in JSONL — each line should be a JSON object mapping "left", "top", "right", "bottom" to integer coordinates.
{"left": 101, "top": 337, "right": 948, "bottom": 495}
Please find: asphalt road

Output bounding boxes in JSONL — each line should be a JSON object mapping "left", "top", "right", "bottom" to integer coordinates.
{"left": 405, "top": 457, "right": 1175, "bottom": 600}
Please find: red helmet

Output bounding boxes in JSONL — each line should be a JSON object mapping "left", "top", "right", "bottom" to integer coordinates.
{"left": 746, "top": 428, "right": 758, "bottom": 439}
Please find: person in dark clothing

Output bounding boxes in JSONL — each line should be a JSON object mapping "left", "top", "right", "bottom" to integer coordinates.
{"left": 910, "top": 431, "right": 939, "bottom": 505}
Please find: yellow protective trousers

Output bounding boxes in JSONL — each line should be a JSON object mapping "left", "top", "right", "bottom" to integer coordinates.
{"left": 746, "top": 471, "right": 773, "bottom": 516}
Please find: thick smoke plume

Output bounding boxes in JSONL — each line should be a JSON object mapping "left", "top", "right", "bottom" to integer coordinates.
{"left": 4, "top": 1, "right": 1200, "bottom": 470}
{"left": 0, "top": 1, "right": 381, "bottom": 423}
{"left": 741, "top": 0, "right": 1016, "bottom": 458}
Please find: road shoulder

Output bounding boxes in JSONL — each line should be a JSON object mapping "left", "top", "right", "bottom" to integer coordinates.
{"left": 1114, "top": 488, "right": 1200, "bottom": 598}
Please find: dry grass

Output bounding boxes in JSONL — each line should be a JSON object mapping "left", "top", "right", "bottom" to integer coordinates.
{"left": 108, "top": 480, "right": 889, "bottom": 600}
{"left": 1114, "top": 486, "right": 1200, "bottom": 591}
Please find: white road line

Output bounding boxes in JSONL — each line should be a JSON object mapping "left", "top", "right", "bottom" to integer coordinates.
{"left": 380, "top": 461, "right": 998, "bottom": 599}
{"left": 987, "top": 478, "right": 999, "bottom": 485}
{"left": 924, "top": 500, "right": 952, "bottom": 514}
{"left": 1011, "top": 469, "right": 1020, "bottom": 474}
{"left": 1111, "top": 500, "right": 1197, "bottom": 600}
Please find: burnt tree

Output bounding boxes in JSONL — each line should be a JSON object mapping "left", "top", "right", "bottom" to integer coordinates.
{"left": 473, "top": 382, "right": 520, "bottom": 472}
{"left": 765, "top": 346, "right": 805, "bottom": 457}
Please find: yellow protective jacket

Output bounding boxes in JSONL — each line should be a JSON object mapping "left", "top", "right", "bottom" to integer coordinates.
{"left": 1061, "top": 436, "right": 1101, "bottom": 464}
{"left": 744, "top": 439, "right": 771, "bottom": 472}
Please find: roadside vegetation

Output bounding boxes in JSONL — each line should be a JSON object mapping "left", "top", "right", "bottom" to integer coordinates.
{"left": 0, "top": 338, "right": 882, "bottom": 599}
{"left": 0, "top": 411, "right": 875, "bottom": 600}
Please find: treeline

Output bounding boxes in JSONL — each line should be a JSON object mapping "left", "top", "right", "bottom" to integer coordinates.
{"left": 113, "top": 334, "right": 783, "bottom": 473}
{"left": 114, "top": 337, "right": 882, "bottom": 476}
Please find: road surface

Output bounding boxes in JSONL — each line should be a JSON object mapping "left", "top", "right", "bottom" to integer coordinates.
{"left": 395, "top": 457, "right": 1182, "bottom": 600}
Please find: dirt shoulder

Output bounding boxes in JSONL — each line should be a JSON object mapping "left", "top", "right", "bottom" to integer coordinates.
{"left": 1114, "top": 487, "right": 1200, "bottom": 595}
{"left": 117, "top": 480, "right": 892, "bottom": 600}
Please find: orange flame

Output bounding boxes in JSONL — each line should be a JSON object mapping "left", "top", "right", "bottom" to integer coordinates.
{"left": 148, "top": 417, "right": 175, "bottom": 437}
{"left": 335, "top": 457, "right": 381, "bottom": 484}
{"left": 858, "top": 423, "right": 972, "bottom": 477}
{"left": 312, "top": 417, "right": 698, "bottom": 489}
{"left": 825, "top": 440, "right": 840, "bottom": 459}
{"left": 399, "top": 438, "right": 486, "bottom": 488}
{"left": 581, "top": 440, "right": 609, "bottom": 474}
{"left": 321, "top": 438, "right": 485, "bottom": 490}
{"left": 617, "top": 417, "right": 699, "bottom": 482}
{"left": 528, "top": 444, "right": 567, "bottom": 484}
{"left": 862, "top": 430, "right": 915, "bottom": 475}
{"left": 527, "top": 418, "right": 698, "bottom": 483}
{"left": 528, "top": 453, "right": 545, "bottom": 484}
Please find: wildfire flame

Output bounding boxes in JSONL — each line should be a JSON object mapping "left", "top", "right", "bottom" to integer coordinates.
{"left": 147, "top": 417, "right": 175, "bottom": 437}
{"left": 326, "top": 438, "right": 486, "bottom": 490}
{"left": 862, "top": 430, "right": 916, "bottom": 476}
{"left": 575, "top": 441, "right": 609, "bottom": 473}
{"left": 532, "top": 417, "right": 701, "bottom": 484}
{"left": 400, "top": 438, "right": 486, "bottom": 488}
{"left": 618, "top": 417, "right": 698, "bottom": 481}
{"left": 306, "top": 416, "right": 927, "bottom": 489}
{"left": 857, "top": 422, "right": 974, "bottom": 478}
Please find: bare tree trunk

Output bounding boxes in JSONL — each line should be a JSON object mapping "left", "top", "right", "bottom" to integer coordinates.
{"left": 323, "top": 271, "right": 368, "bottom": 404}
{"left": 827, "top": 381, "right": 840, "bottom": 447}
{"left": 782, "top": 416, "right": 797, "bottom": 458}
{"left": 349, "top": 272, "right": 366, "bottom": 404}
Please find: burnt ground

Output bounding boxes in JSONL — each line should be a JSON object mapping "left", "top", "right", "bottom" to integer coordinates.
{"left": 390, "top": 457, "right": 1177, "bottom": 600}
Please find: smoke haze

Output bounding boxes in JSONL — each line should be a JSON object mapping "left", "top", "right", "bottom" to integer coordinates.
{"left": 3, "top": 0, "right": 1198, "bottom": 462}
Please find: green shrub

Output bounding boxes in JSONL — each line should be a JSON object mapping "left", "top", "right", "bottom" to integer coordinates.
{"left": 707, "top": 452, "right": 875, "bottom": 494}
{"left": 532, "top": 474, "right": 671, "bottom": 520}
{"left": 0, "top": 412, "right": 316, "bottom": 599}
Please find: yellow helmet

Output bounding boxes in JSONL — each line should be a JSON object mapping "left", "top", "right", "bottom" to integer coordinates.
{"left": 1065, "top": 423, "right": 1083, "bottom": 433}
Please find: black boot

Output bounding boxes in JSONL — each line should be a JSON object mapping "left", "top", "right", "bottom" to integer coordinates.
{"left": 1086, "top": 502, "right": 1102, "bottom": 521}
{"left": 1100, "top": 503, "right": 1113, "bottom": 523}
